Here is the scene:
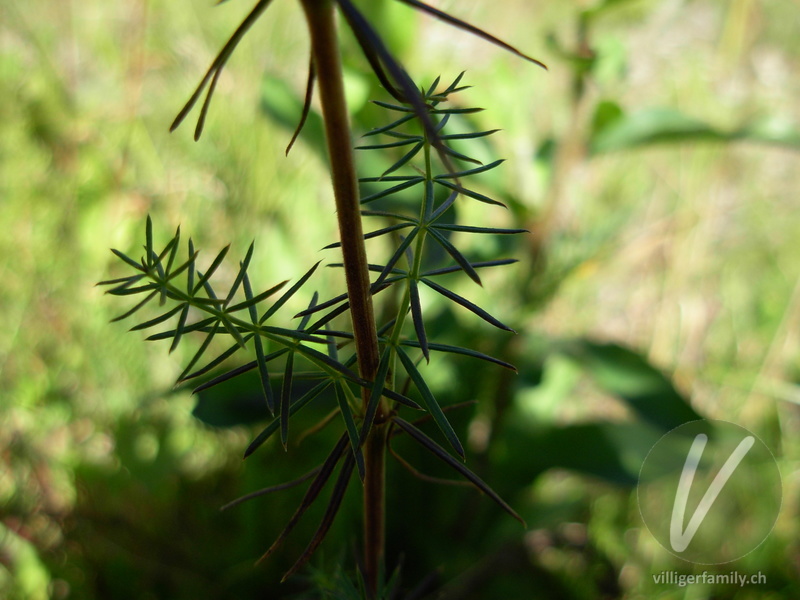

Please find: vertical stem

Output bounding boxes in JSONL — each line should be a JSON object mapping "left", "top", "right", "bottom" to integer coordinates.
{"left": 300, "top": 1, "right": 385, "bottom": 595}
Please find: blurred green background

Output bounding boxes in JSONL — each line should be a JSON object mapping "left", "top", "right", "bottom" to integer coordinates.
{"left": 2, "top": 0, "right": 799, "bottom": 598}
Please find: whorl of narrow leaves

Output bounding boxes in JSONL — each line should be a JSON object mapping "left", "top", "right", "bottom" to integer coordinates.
{"left": 102, "top": 72, "right": 528, "bottom": 581}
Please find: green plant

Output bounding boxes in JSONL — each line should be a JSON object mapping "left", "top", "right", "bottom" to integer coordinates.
{"left": 100, "top": 0, "right": 545, "bottom": 596}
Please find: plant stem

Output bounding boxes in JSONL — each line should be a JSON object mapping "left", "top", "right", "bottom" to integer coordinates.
{"left": 300, "top": 0, "right": 386, "bottom": 595}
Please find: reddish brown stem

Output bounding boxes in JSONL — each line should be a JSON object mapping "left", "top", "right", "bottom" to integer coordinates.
{"left": 300, "top": 1, "right": 386, "bottom": 596}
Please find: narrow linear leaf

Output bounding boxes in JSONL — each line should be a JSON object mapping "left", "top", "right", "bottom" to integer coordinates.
{"left": 226, "top": 280, "right": 289, "bottom": 313}
{"left": 105, "top": 282, "right": 159, "bottom": 297}
{"left": 371, "top": 100, "right": 415, "bottom": 113}
{"left": 298, "top": 291, "right": 319, "bottom": 331}
{"left": 359, "top": 175, "right": 421, "bottom": 184}
{"left": 422, "top": 258, "right": 518, "bottom": 278}
{"left": 170, "top": 0, "right": 276, "bottom": 135}
{"left": 193, "top": 244, "right": 231, "bottom": 295}
{"left": 432, "top": 224, "right": 528, "bottom": 235}
{"left": 130, "top": 304, "right": 185, "bottom": 332}
{"left": 218, "top": 313, "right": 248, "bottom": 349}
{"left": 430, "top": 190, "right": 459, "bottom": 222}
{"left": 427, "top": 228, "right": 481, "bottom": 285}
{"left": 183, "top": 333, "right": 255, "bottom": 382}
{"left": 408, "top": 279, "right": 429, "bottom": 361}
{"left": 148, "top": 317, "right": 216, "bottom": 342}
{"left": 177, "top": 321, "right": 222, "bottom": 383}
{"left": 169, "top": 305, "right": 191, "bottom": 353}
{"left": 401, "top": 340, "right": 516, "bottom": 371}
{"left": 111, "top": 248, "right": 146, "bottom": 271}
{"left": 261, "top": 261, "right": 321, "bottom": 323}
{"left": 395, "top": 0, "right": 547, "bottom": 70}
{"left": 362, "top": 113, "right": 416, "bottom": 137}
{"left": 435, "top": 180, "right": 506, "bottom": 207}
{"left": 225, "top": 242, "right": 255, "bottom": 305}
{"left": 442, "top": 129, "right": 500, "bottom": 140}
{"left": 434, "top": 159, "right": 505, "bottom": 180}
{"left": 322, "top": 222, "right": 415, "bottom": 250}
{"left": 280, "top": 451, "right": 355, "bottom": 581}
{"left": 357, "top": 345, "right": 394, "bottom": 445}
{"left": 244, "top": 378, "right": 334, "bottom": 458}
{"left": 280, "top": 352, "right": 294, "bottom": 449}
{"left": 97, "top": 274, "right": 145, "bottom": 289}
{"left": 357, "top": 138, "right": 422, "bottom": 150}
{"left": 392, "top": 417, "right": 524, "bottom": 525}
{"left": 257, "top": 434, "right": 349, "bottom": 563}
{"left": 286, "top": 56, "right": 315, "bottom": 155}
{"left": 397, "top": 348, "right": 463, "bottom": 458}
{"left": 145, "top": 215, "right": 154, "bottom": 268}
{"left": 375, "top": 228, "right": 419, "bottom": 286}
{"left": 382, "top": 141, "right": 424, "bottom": 177}
{"left": 110, "top": 290, "right": 158, "bottom": 322}
{"left": 442, "top": 145, "right": 483, "bottom": 166}
{"left": 359, "top": 176, "right": 424, "bottom": 205}
{"left": 243, "top": 271, "right": 275, "bottom": 412}
{"left": 422, "top": 278, "right": 514, "bottom": 332}
{"left": 334, "top": 382, "right": 366, "bottom": 481}
{"left": 164, "top": 226, "right": 182, "bottom": 277}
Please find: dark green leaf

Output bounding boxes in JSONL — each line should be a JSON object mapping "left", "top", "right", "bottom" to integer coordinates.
{"left": 401, "top": 340, "right": 516, "bottom": 371}
{"left": 422, "top": 258, "right": 517, "bottom": 278}
{"left": 192, "top": 244, "right": 230, "bottom": 295}
{"left": 110, "top": 290, "right": 158, "bottom": 322}
{"left": 434, "top": 159, "right": 505, "bottom": 180}
{"left": 434, "top": 180, "right": 506, "bottom": 207}
{"left": 432, "top": 224, "right": 528, "bottom": 235}
{"left": 421, "top": 278, "right": 514, "bottom": 332}
{"left": 129, "top": 304, "right": 185, "bottom": 332}
{"left": 260, "top": 261, "right": 321, "bottom": 323}
{"left": 334, "top": 382, "right": 366, "bottom": 481}
{"left": 428, "top": 228, "right": 481, "bottom": 285}
{"left": 169, "top": 304, "right": 191, "bottom": 353}
{"left": 177, "top": 321, "right": 221, "bottom": 382}
{"left": 357, "top": 345, "right": 394, "bottom": 445}
{"left": 396, "top": 348, "right": 463, "bottom": 458}
{"left": 408, "top": 279, "right": 428, "bottom": 361}
{"left": 111, "top": 248, "right": 146, "bottom": 271}
{"left": 225, "top": 242, "right": 255, "bottom": 305}
{"left": 244, "top": 378, "right": 333, "bottom": 458}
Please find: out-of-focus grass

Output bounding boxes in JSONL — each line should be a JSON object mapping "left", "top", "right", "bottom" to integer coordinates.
{"left": 1, "top": 0, "right": 799, "bottom": 598}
